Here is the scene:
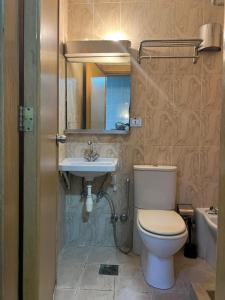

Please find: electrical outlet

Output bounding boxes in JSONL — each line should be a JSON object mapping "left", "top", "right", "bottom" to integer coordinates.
{"left": 130, "top": 117, "right": 142, "bottom": 127}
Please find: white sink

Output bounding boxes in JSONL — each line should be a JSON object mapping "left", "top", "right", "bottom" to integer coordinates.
{"left": 59, "top": 157, "right": 119, "bottom": 181}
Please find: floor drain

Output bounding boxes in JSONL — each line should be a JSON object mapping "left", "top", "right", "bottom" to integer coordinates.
{"left": 99, "top": 264, "right": 119, "bottom": 276}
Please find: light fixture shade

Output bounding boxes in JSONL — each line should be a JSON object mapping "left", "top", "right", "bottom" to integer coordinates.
{"left": 64, "top": 40, "right": 131, "bottom": 60}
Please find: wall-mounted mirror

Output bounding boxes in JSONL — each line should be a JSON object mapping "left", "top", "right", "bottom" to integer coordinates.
{"left": 64, "top": 40, "right": 131, "bottom": 134}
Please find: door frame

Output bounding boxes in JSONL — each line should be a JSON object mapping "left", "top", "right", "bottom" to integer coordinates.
{"left": 216, "top": 4, "right": 225, "bottom": 299}
{"left": 23, "top": 0, "right": 59, "bottom": 299}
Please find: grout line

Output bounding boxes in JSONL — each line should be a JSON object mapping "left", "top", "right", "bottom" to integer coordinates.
{"left": 113, "top": 276, "right": 116, "bottom": 300}
{"left": 79, "top": 288, "right": 114, "bottom": 292}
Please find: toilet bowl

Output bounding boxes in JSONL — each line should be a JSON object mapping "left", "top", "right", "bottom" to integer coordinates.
{"left": 137, "top": 209, "right": 188, "bottom": 289}
{"left": 133, "top": 165, "right": 188, "bottom": 290}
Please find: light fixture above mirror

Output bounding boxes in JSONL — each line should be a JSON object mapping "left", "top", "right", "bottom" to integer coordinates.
{"left": 64, "top": 40, "right": 131, "bottom": 63}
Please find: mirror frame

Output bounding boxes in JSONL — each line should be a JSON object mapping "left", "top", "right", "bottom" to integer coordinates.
{"left": 63, "top": 40, "right": 131, "bottom": 135}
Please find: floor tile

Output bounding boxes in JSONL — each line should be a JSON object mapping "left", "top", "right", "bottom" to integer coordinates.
{"left": 115, "top": 290, "right": 153, "bottom": 300}
{"left": 150, "top": 277, "right": 189, "bottom": 296}
{"left": 54, "top": 288, "right": 76, "bottom": 300}
{"left": 59, "top": 245, "right": 91, "bottom": 264}
{"left": 118, "top": 261, "right": 141, "bottom": 277}
{"left": 87, "top": 246, "right": 139, "bottom": 265}
{"left": 57, "top": 263, "right": 84, "bottom": 288}
{"left": 152, "top": 292, "right": 190, "bottom": 300}
{"left": 74, "top": 289, "right": 114, "bottom": 300}
{"left": 86, "top": 247, "right": 115, "bottom": 264}
{"left": 111, "top": 249, "right": 140, "bottom": 265}
{"left": 79, "top": 263, "right": 114, "bottom": 291}
{"left": 115, "top": 269, "right": 153, "bottom": 295}
{"left": 175, "top": 256, "right": 215, "bottom": 286}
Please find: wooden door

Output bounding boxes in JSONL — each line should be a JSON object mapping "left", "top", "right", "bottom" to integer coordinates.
{"left": 0, "top": 1, "right": 19, "bottom": 300}
{"left": 23, "top": 0, "right": 59, "bottom": 299}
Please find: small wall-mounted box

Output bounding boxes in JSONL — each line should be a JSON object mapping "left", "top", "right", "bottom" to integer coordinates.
{"left": 130, "top": 117, "right": 142, "bottom": 127}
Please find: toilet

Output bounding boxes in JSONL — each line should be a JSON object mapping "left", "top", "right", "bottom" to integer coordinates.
{"left": 133, "top": 165, "right": 188, "bottom": 290}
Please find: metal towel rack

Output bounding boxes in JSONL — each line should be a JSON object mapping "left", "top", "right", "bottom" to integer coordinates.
{"left": 138, "top": 39, "right": 203, "bottom": 64}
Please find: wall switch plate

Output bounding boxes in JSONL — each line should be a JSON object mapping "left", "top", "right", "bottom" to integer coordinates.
{"left": 130, "top": 117, "right": 142, "bottom": 127}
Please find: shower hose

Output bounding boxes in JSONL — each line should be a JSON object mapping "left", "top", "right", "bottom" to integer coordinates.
{"left": 82, "top": 173, "right": 133, "bottom": 255}
{"left": 97, "top": 190, "right": 132, "bottom": 255}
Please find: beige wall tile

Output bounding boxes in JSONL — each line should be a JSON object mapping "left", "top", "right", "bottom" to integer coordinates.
{"left": 133, "top": 144, "right": 145, "bottom": 165}
{"left": 172, "top": 146, "right": 200, "bottom": 183}
{"left": 174, "top": 75, "right": 201, "bottom": 110}
{"left": 120, "top": 1, "right": 150, "bottom": 44}
{"left": 174, "top": 110, "right": 200, "bottom": 146}
{"left": 146, "top": 75, "right": 174, "bottom": 111}
{"left": 201, "top": 180, "right": 219, "bottom": 207}
{"left": 200, "top": 146, "right": 220, "bottom": 183}
{"left": 203, "top": 0, "right": 224, "bottom": 24}
{"left": 94, "top": 0, "right": 120, "bottom": 2}
{"left": 201, "top": 75, "right": 222, "bottom": 110}
{"left": 142, "top": 52, "right": 175, "bottom": 75}
{"left": 173, "top": 53, "right": 203, "bottom": 75}
{"left": 130, "top": 68, "right": 147, "bottom": 118}
{"left": 202, "top": 52, "right": 223, "bottom": 74}
{"left": 145, "top": 109, "right": 176, "bottom": 146}
{"left": 172, "top": 146, "right": 201, "bottom": 206}
{"left": 143, "top": 145, "right": 172, "bottom": 166}
{"left": 146, "top": 0, "right": 175, "bottom": 38}
{"left": 121, "top": 0, "right": 175, "bottom": 44}
{"left": 176, "top": 180, "right": 202, "bottom": 206}
{"left": 119, "top": 144, "right": 134, "bottom": 175}
{"left": 69, "top": 0, "right": 92, "bottom": 3}
{"left": 93, "top": 2, "right": 120, "bottom": 39}
{"left": 175, "top": 0, "right": 203, "bottom": 38}
{"left": 67, "top": 3, "right": 93, "bottom": 40}
{"left": 200, "top": 110, "right": 221, "bottom": 146}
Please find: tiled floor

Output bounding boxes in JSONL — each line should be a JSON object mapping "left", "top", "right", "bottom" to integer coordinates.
{"left": 54, "top": 244, "right": 215, "bottom": 300}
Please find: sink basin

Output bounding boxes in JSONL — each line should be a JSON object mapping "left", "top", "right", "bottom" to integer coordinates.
{"left": 59, "top": 157, "right": 119, "bottom": 180}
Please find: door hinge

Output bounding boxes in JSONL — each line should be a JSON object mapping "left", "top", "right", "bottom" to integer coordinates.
{"left": 19, "top": 106, "right": 34, "bottom": 132}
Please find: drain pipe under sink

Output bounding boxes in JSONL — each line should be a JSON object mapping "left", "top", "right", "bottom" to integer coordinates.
{"left": 86, "top": 184, "right": 93, "bottom": 212}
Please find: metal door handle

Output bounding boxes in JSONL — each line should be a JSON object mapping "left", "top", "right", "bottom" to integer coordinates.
{"left": 56, "top": 134, "right": 67, "bottom": 144}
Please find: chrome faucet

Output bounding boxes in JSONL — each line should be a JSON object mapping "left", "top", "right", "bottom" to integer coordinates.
{"left": 208, "top": 206, "right": 218, "bottom": 215}
{"left": 84, "top": 140, "right": 99, "bottom": 162}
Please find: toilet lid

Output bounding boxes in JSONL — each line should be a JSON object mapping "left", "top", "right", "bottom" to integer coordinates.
{"left": 138, "top": 210, "right": 186, "bottom": 236}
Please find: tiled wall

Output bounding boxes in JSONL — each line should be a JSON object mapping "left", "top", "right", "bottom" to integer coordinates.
{"left": 58, "top": 0, "right": 224, "bottom": 249}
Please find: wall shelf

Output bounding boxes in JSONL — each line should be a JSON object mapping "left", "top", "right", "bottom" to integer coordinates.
{"left": 138, "top": 39, "right": 203, "bottom": 64}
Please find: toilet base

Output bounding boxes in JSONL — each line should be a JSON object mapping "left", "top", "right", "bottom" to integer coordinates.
{"left": 141, "top": 246, "right": 174, "bottom": 290}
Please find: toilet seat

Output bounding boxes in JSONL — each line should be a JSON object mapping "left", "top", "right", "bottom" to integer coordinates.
{"left": 138, "top": 209, "right": 186, "bottom": 236}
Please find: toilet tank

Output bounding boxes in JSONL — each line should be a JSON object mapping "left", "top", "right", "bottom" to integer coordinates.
{"left": 134, "top": 165, "right": 177, "bottom": 210}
